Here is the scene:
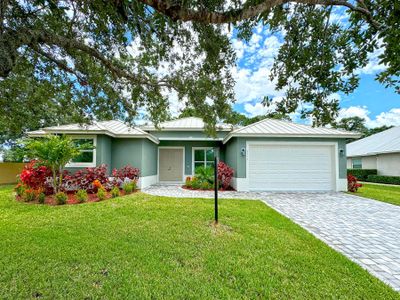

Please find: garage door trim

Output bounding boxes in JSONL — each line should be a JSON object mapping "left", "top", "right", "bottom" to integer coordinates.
{"left": 246, "top": 141, "right": 338, "bottom": 191}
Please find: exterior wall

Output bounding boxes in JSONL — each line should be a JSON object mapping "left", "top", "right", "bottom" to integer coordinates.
{"left": 158, "top": 140, "right": 223, "bottom": 176}
{"left": 347, "top": 155, "right": 377, "bottom": 170}
{"left": 377, "top": 153, "right": 400, "bottom": 176}
{"left": 66, "top": 134, "right": 112, "bottom": 173}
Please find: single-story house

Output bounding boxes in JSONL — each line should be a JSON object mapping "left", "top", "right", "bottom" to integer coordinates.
{"left": 347, "top": 126, "right": 400, "bottom": 176}
{"left": 28, "top": 117, "right": 359, "bottom": 191}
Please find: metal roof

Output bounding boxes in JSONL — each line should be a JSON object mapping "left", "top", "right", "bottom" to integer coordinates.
{"left": 223, "top": 118, "right": 360, "bottom": 143}
{"left": 347, "top": 126, "right": 400, "bottom": 157}
{"left": 27, "top": 120, "right": 159, "bottom": 144}
{"left": 141, "top": 117, "right": 233, "bottom": 131}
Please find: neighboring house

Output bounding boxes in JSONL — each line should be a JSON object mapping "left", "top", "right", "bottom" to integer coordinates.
{"left": 28, "top": 117, "right": 358, "bottom": 191}
{"left": 347, "top": 126, "right": 400, "bottom": 176}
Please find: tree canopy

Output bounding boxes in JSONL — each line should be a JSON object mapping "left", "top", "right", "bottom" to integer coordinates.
{"left": 1, "top": 0, "right": 398, "bottom": 142}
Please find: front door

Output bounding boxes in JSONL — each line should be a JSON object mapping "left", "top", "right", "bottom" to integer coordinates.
{"left": 159, "top": 148, "right": 184, "bottom": 182}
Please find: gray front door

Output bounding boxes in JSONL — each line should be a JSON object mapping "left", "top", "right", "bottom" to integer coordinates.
{"left": 159, "top": 148, "right": 184, "bottom": 182}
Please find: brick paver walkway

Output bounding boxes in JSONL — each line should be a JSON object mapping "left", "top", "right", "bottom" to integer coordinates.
{"left": 143, "top": 185, "right": 400, "bottom": 291}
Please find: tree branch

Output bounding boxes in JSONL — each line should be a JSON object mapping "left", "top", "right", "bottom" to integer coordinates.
{"left": 138, "top": 0, "right": 382, "bottom": 29}
{"left": 31, "top": 44, "right": 87, "bottom": 83}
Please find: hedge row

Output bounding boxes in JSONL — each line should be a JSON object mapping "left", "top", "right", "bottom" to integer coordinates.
{"left": 366, "top": 175, "right": 400, "bottom": 185}
{"left": 347, "top": 169, "right": 377, "bottom": 181}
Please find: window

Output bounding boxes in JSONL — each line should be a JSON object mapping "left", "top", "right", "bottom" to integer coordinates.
{"left": 66, "top": 136, "right": 96, "bottom": 167}
{"left": 193, "top": 148, "right": 215, "bottom": 174}
{"left": 352, "top": 158, "right": 362, "bottom": 169}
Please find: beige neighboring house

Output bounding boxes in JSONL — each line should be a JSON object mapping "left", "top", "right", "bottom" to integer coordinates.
{"left": 347, "top": 126, "right": 400, "bottom": 176}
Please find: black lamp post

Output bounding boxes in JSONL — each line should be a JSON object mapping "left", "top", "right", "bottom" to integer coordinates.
{"left": 214, "top": 149, "right": 218, "bottom": 224}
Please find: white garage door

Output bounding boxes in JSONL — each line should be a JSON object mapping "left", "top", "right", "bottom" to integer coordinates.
{"left": 248, "top": 143, "right": 335, "bottom": 191}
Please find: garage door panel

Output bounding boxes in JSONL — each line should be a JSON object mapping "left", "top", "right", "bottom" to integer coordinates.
{"left": 248, "top": 144, "right": 334, "bottom": 191}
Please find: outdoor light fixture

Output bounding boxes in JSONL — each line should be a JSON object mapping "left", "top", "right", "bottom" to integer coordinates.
{"left": 339, "top": 148, "right": 345, "bottom": 156}
{"left": 240, "top": 147, "right": 246, "bottom": 156}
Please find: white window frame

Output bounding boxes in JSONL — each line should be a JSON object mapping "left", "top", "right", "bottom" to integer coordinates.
{"left": 66, "top": 135, "right": 97, "bottom": 168}
{"left": 352, "top": 158, "right": 362, "bottom": 169}
{"left": 192, "top": 147, "right": 216, "bottom": 175}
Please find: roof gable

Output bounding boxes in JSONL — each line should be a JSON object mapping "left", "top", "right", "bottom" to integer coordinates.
{"left": 223, "top": 118, "right": 360, "bottom": 143}
{"left": 347, "top": 126, "right": 400, "bottom": 157}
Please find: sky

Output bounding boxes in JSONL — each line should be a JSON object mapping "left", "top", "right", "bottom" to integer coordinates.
{"left": 227, "top": 22, "right": 399, "bottom": 129}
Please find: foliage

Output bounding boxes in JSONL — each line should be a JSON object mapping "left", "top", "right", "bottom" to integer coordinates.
{"left": 19, "top": 160, "right": 52, "bottom": 193}
{"left": 65, "top": 165, "right": 108, "bottom": 193}
{"left": 97, "top": 188, "right": 107, "bottom": 201}
{"left": 366, "top": 175, "right": 400, "bottom": 185}
{"left": 195, "top": 166, "right": 214, "bottom": 184}
{"left": 55, "top": 192, "right": 67, "bottom": 205}
{"left": 122, "top": 182, "right": 134, "bottom": 194}
{"left": 23, "top": 188, "right": 37, "bottom": 202}
{"left": 200, "top": 181, "right": 213, "bottom": 190}
{"left": 25, "top": 135, "right": 82, "bottom": 193}
{"left": 110, "top": 187, "right": 120, "bottom": 198}
{"left": 348, "top": 174, "right": 362, "bottom": 193}
{"left": 1, "top": 144, "right": 25, "bottom": 162}
{"left": 185, "top": 177, "right": 192, "bottom": 188}
{"left": 75, "top": 190, "right": 88, "bottom": 203}
{"left": 14, "top": 183, "right": 26, "bottom": 197}
{"left": 347, "top": 169, "right": 377, "bottom": 181}
{"left": 190, "top": 177, "right": 201, "bottom": 190}
{"left": 217, "top": 162, "right": 234, "bottom": 189}
{"left": 1, "top": 1, "right": 398, "bottom": 138}
{"left": 38, "top": 192, "right": 46, "bottom": 204}
{"left": 112, "top": 165, "right": 140, "bottom": 181}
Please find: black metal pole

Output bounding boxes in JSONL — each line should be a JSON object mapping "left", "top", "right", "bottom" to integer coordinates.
{"left": 214, "top": 155, "right": 218, "bottom": 224}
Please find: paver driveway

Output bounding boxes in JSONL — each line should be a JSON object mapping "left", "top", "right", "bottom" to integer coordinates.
{"left": 143, "top": 185, "right": 400, "bottom": 292}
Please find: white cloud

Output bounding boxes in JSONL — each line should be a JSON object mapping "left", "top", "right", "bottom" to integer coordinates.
{"left": 337, "top": 106, "right": 400, "bottom": 128}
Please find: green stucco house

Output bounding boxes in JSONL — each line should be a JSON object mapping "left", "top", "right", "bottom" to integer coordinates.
{"left": 28, "top": 117, "right": 359, "bottom": 191}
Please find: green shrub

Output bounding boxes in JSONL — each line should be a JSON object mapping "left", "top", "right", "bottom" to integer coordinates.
{"left": 122, "top": 182, "right": 133, "bottom": 194}
{"left": 195, "top": 166, "right": 214, "bottom": 184}
{"left": 76, "top": 189, "right": 88, "bottom": 203}
{"left": 185, "top": 176, "right": 192, "bottom": 188}
{"left": 111, "top": 186, "right": 120, "bottom": 198}
{"left": 14, "top": 183, "right": 26, "bottom": 197}
{"left": 366, "top": 175, "right": 400, "bottom": 185}
{"left": 130, "top": 181, "right": 137, "bottom": 191}
{"left": 200, "top": 181, "right": 212, "bottom": 190}
{"left": 38, "top": 192, "right": 46, "bottom": 204}
{"left": 347, "top": 169, "right": 377, "bottom": 181}
{"left": 24, "top": 189, "right": 37, "bottom": 202}
{"left": 55, "top": 192, "right": 67, "bottom": 205}
{"left": 97, "top": 187, "right": 107, "bottom": 201}
{"left": 190, "top": 177, "right": 201, "bottom": 189}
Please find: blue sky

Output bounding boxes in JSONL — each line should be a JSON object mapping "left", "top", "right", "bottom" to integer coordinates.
{"left": 227, "top": 22, "right": 399, "bottom": 128}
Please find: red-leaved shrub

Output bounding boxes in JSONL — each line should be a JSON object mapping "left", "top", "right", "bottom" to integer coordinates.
{"left": 348, "top": 174, "right": 362, "bottom": 192}
{"left": 19, "top": 160, "right": 52, "bottom": 192}
{"left": 64, "top": 164, "right": 108, "bottom": 193}
{"left": 112, "top": 165, "right": 140, "bottom": 181}
{"left": 217, "top": 161, "right": 234, "bottom": 189}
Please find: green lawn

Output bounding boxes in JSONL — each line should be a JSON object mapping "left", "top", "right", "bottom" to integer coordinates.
{"left": 353, "top": 182, "right": 400, "bottom": 206}
{"left": 0, "top": 185, "right": 397, "bottom": 299}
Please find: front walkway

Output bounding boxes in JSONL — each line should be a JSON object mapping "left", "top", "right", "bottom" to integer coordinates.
{"left": 143, "top": 184, "right": 400, "bottom": 292}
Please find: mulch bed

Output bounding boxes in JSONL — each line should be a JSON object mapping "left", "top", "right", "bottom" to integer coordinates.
{"left": 15, "top": 190, "right": 138, "bottom": 206}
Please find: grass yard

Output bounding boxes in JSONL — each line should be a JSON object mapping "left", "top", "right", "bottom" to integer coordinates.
{"left": 0, "top": 185, "right": 397, "bottom": 299}
{"left": 353, "top": 182, "right": 400, "bottom": 206}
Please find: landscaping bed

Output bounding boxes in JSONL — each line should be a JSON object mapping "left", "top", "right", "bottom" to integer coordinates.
{"left": 15, "top": 189, "right": 136, "bottom": 205}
